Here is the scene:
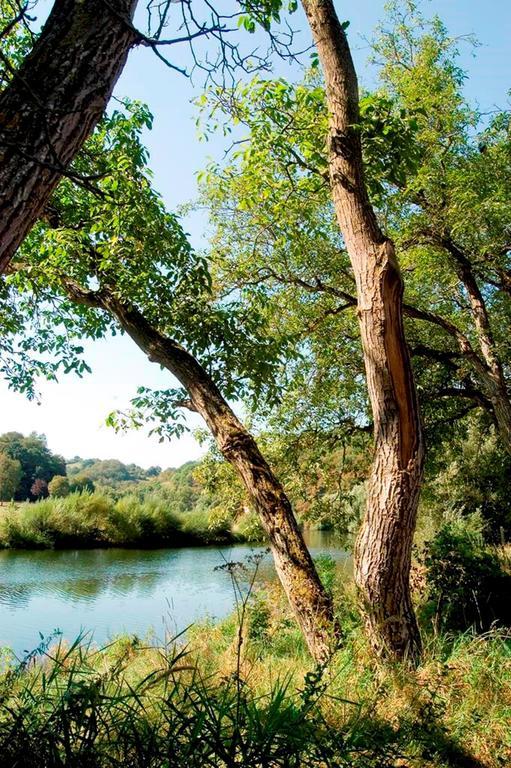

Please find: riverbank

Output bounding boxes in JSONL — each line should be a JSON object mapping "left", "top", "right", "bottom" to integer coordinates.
{"left": 1, "top": 577, "right": 509, "bottom": 768}
{"left": 0, "top": 533, "right": 347, "bottom": 654}
{"left": 0, "top": 492, "right": 260, "bottom": 549}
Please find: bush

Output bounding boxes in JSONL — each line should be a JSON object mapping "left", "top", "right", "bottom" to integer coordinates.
{"left": 247, "top": 591, "right": 271, "bottom": 643}
{"left": 421, "top": 513, "right": 511, "bottom": 633}
{"left": 0, "top": 492, "right": 239, "bottom": 549}
{"left": 47, "top": 475, "right": 70, "bottom": 498}
{"left": 425, "top": 423, "right": 511, "bottom": 543}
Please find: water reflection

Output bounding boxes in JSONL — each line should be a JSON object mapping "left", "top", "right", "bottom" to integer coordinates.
{"left": 0, "top": 531, "right": 350, "bottom": 655}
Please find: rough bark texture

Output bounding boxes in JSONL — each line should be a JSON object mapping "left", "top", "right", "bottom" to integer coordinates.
{"left": 68, "top": 285, "right": 337, "bottom": 663}
{"left": 301, "top": 0, "right": 424, "bottom": 662}
{"left": 0, "top": 0, "right": 139, "bottom": 272}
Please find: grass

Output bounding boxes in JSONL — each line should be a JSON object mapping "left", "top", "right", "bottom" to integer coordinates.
{"left": 0, "top": 565, "right": 510, "bottom": 768}
{"left": 0, "top": 492, "right": 245, "bottom": 550}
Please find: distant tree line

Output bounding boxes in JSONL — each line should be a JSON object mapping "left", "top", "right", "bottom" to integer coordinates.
{"left": 0, "top": 432, "right": 65, "bottom": 501}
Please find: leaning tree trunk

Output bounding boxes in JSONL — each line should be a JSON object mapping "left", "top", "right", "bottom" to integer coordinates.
{"left": 0, "top": 0, "right": 139, "bottom": 272}
{"left": 301, "top": 0, "right": 424, "bottom": 662}
{"left": 83, "top": 290, "right": 337, "bottom": 664}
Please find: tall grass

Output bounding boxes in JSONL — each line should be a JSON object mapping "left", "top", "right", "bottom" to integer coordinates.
{"left": 1, "top": 561, "right": 510, "bottom": 767}
{"left": 0, "top": 492, "right": 243, "bottom": 549}
{"left": 0, "top": 632, "right": 405, "bottom": 768}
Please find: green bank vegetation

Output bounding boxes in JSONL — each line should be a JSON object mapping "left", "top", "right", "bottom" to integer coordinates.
{"left": 1, "top": 553, "right": 510, "bottom": 767}
{"left": 0, "top": 491, "right": 241, "bottom": 548}
{"left": 0, "top": 431, "right": 265, "bottom": 549}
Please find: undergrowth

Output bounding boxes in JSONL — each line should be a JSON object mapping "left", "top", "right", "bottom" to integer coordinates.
{"left": 0, "top": 556, "right": 510, "bottom": 767}
{"left": 0, "top": 492, "right": 243, "bottom": 549}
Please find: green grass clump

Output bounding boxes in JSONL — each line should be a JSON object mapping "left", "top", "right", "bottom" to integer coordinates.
{"left": 0, "top": 492, "right": 245, "bottom": 549}
{"left": 0, "top": 632, "right": 405, "bottom": 768}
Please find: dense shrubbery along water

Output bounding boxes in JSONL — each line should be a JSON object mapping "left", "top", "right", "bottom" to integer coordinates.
{"left": 0, "top": 492, "right": 249, "bottom": 549}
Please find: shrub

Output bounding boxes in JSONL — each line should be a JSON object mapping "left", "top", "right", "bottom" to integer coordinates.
{"left": 421, "top": 513, "right": 511, "bottom": 633}
{"left": 178, "top": 508, "right": 207, "bottom": 538}
{"left": 425, "top": 423, "right": 511, "bottom": 543}
{"left": 247, "top": 591, "right": 271, "bottom": 643}
{"left": 0, "top": 491, "right": 240, "bottom": 549}
{"left": 207, "top": 505, "right": 232, "bottom": 538}
{"left": 47, "top": 475, "right": 70, "bottom": 498}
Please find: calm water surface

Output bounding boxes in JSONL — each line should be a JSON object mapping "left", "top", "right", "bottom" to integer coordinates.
{"left": 0, "top": 530, "right": 349, "bottom": 655}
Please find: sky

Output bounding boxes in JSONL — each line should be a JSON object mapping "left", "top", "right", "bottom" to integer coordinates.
{"left": 0, "top": 0, "right": 510, "bottom": 468}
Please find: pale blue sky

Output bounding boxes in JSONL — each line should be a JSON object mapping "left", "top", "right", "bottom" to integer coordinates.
{"left": 1, "top": 0, "right": 509, "bottom": 468}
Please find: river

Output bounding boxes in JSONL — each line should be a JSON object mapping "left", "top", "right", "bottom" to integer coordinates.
{"left": 0, "top": 530, "right": 349, "bottom": 656}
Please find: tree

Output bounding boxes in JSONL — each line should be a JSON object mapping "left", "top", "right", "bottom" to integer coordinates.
{"left": 0, "top": 452, "right": 21, "bottom": 500}
{"left": 30, "top": 477, "right": 48, "bottom": 499}
{"left": 370, "top": 4, "right": 511, "bottom": 453}
{"left": 7, "top": 104, "right": 337, "bottom": 662}
{"left": 196, "top": 59, "right": 511, "bottom": 458}
{"left": 197, "top": 0, "right": 511, "bottom": 660}
{"left": 0, "top": 0, "right": 298, "bottom": 273}
{"left": 0, "top": 431, "right": 66, "bottom": 499}
{"left": 48, "top": 474, "right": 70, "bottom": 497}
{"left": 69, "top": 475, "right": 95, "bottom": 494}
{"left": 300, "top": 0, "right": 424, "bottom": 661}
{"left": 0, "top": 0, "right": 139, "bottom": 271}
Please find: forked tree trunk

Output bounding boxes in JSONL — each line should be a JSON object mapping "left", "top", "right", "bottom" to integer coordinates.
{"left": 72, "top": 287, "right": 337, "bottom": 663}
{"left": 301, "top": 0, "right": 424, "bottom": 662}
{"left": 0, "top": 0, "right": 139, "bottom": 272}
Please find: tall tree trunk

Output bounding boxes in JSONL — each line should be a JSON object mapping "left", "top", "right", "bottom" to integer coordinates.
{"left": 301, "top": 0, "right": 424, "bottom": 662}
{"left": 64, "top": 283, "right": 337, "bottom": 663}
{"left": 0, "top": 0, "right": 139, "bottom": 272}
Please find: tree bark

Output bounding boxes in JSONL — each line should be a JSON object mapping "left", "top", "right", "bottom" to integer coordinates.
{"left": 0, "top": 0, "right": 139, "bottom": 272}
{"left": 64, "top": 283, "right": 337, "bottom": 663}
{"left": 301, "top": 0, "right": 424, "bottom": 662}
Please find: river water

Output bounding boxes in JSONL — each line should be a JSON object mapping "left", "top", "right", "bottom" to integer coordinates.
{"left": 0, "top": 530, "right": 349, "bottom": 656}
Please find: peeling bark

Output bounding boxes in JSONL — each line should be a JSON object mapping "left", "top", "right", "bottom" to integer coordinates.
{"left": 0, "top": 0, "right": 139, "bottom": 272}
{"left": 301, "top": 0, "right": 424, "bottom": 662}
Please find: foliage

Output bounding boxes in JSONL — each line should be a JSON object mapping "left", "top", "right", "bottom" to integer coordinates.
{"left": 420, "top": 513, "right": 511, "bottom": 633}
{"left": 67, "top": 457, "right": 156, "bottom": 490}
{"left": 2, "top": 99, "right": 289, "bottom": 437}
{"left": 69, "top": 474, "right": 96, "bottom": 494}
{"left": 47, "top": 474, "right": 70, "bottom": 498}
{"left": 30, "top": 477, "right": 48, "bottom": 499}
{"left": 156, "top": 461, "right": 208, "bottom": 513}
{"left": 0, "top": 432, "right": 65, "bottom": 501}
{"left": 422, "top": 419, "right": 511, "bottom": 542}
{"left": 0, "top": 452, "right": 21, "bottom": 501}
{"left": 233, "top": 509, "right": 265, "bottom": 542}
{"left": 0, "top": 489, "right": 249, "bottom": 549}
{"left": 195, "top": 0, "right": 511, "bottom": 494}
{"left": 313, "top": 554, "right": 337, "bottom": 597}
